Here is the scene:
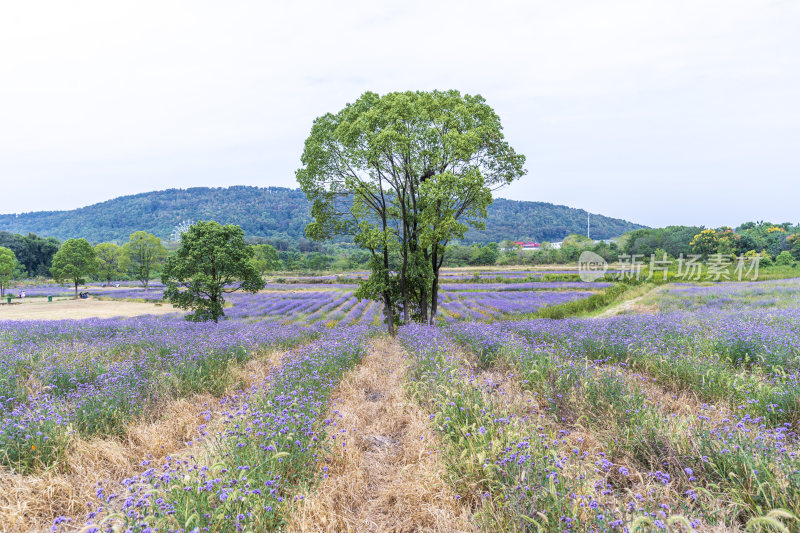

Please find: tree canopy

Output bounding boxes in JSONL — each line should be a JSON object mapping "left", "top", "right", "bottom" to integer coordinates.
{"left": 50, "top": 238, "right": 98, "bottom": 298}
{"left": 297, "top": 90, "right": 526, "bottom": 332}
{"left": 0, "top": 246, "right": 18, "bottom": 297}
{"left": 121, "top": 231, "right": 166, "bottom": 290}
{"left": 95, "top": 243, "right": 122, "bottom": 285}
{"left": 250, "top": 244, "right": 282, "bottom": 277}
{"left": 162, "top": 221, "right": 264, "bottom": 322}
{"left": 0, "top": 231, "right": 59, "bottom": 277}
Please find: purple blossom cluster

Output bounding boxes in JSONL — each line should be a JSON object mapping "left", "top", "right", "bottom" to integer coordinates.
{"left": 446, "top": 317, "right": 800, "bottom": 527}
{"left": 442, "top": 281, "right": 610, "bottom": 291}
{"left": 0, "top": 318, "right": 317, "bottom": 473}
{"left": 439, "top": 290, "right": 593, "bottom": 321}
{"left": 79, "top": 325, "right": 371, "bottom": 532}
{"left": 398, "top": 324, "right": 693, "bottom": 531}
{"left": 658, "top": 278, "right": 800, "bottom": 312}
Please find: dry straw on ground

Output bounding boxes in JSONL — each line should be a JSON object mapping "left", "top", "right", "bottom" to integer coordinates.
{"left": 289, "top": 337, "right": 475, "bottom": 533}
{"left": 0, "top": 350, "right": 286, "bottom": 533}
{"left": 0, "top": 299, "right": 182, "bottom": 321}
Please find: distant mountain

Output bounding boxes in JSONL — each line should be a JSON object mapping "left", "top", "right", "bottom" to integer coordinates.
{"left": 0, "top": 186, "right": 646, "bottom": 244}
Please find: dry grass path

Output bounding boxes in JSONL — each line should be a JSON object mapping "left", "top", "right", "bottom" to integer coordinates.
{"left": 289, "top": 337, "right": 475, "bottom": 533}
{"left": 0, "top": 350, "right": 286, "bottom": 532}
{"left": 593, "top": 284, "right": 665, "bottom": 318}
{"left": 0, "top": 298, "right": 181, "bottom": 320}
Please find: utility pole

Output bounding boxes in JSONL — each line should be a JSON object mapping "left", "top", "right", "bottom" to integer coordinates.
{"left": 587, "top": 213, "right": 590, "bottom": 240}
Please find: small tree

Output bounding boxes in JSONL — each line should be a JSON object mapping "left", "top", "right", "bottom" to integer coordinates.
{"left": 162, "top": 221, "right": 264, "bottom": 322}
{"left": 121, "top": 231, "right": 166, "bottom": 290}
{"left": 95, "top": 243, "right": 122, "bottom": 286}
{"left": 775, "top": 251, "right": 796, "bottom": 267}
{"left": 690, "top": 229, "right": 719, "bottom": 257}
{"left": 50, "top": 239, "right": 98, "bottom": 298}
{"left": 0, "top": 246, "right": 18, "bottom": 297}
{"left": 251, "top": 244, "right": 282, "bottom": 277}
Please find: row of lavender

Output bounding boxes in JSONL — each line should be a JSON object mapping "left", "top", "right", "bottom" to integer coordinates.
{"left": 399, "top": 324, "right": 692, "bottom": 530}
{"left": 62, "top": 326, "right": 372, "bottom": 532}
{"left": 445, "top": 313, "right": 800, "bottom": 529}
{"left": 0, "top": 318, "right": 318, "bottom": 473}
{"left": 651, "top": 278, "right": 800, "bottom": 312}
{"left": 73, "top": 286, "right": 597, "bottom": 325}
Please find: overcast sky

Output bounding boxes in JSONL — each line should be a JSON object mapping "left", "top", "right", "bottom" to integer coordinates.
{"left": 1, "top": 0, "right": 797, "bottom": 228}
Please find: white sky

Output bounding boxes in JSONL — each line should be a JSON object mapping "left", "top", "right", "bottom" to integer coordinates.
{"left": 1, "top": 0, "right": 798, "bottom": 228}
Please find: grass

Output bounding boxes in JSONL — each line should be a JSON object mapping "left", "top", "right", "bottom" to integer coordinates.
{"left": 7, "top": 268, "right": 800, "bottom": 532}
{"left": 0, "top": 321, "right": 319, "bottom": 474}
{"left": 530, "top": 281, "right": 655, "bottom": 319}
{"left": 448, "top": 320, "right": 800, "bottom": 529}
{"left": 86, "top": 327, "right": 371, "bottom": 532}
{"left": 287, "top": 337, "right": 475, "bottom": 532}
{"left": 400, "top": 324, "right": 696, "bottom": 531}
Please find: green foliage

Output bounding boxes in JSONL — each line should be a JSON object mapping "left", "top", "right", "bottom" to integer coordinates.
{"left": 94, "top": 242, "right": 122, "bottom": 285}
{"left": 775, "top": 250, "right": 796, "bottom": 267}
{"left": 0, "top": 186, "right": 645, "bottom": 245}
{"left": 0, "top": 246, "right": 17, "bottom": 297}
{"left": 298, "top": 90, "right": 526, "bottom": 330}
{"left": 162, "top": 221, "right": 265, "bottom": 322}
{"left": 690, "top": 229, "right": 720, "bottom": 257}
{"left": 0, "top": 231, "right": 59, "bottom": 277}
{"left": 561, "top": 233, "right": 593, "bottom": 248}
{"left": 50, "top": 238, "right": 98, "bottom": 298}
{"left": 532, "top": 283, "right": 640, "bottom": 319}
{"left": 623, "top": 226, "right": 704, "bottom": 258}
{"left": 250, "top": 244, "right": 281, "bottom": 276}
{"left": 305, "top": 251, "right": 331, "bottom": 271}
{"left": 623, "top": 222, "right": 800, "bottom": 264}
{"left": 474, "top": 198, "right": 645, "bottom": 242}
{"left": 120, "top": 231, "right": 166, "bottom": 290}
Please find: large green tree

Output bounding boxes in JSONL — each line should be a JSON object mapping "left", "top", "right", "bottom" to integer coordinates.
{"left": 50, "top": 238, "right": 98, "bottom": 298}
{"left": 0, "top": 246, "right": 18, "bottom": 297}
{"left": 162, "top": 221, "right": 264, "bottom": 322}
{"left": 121, "top": 231, "right": 166, "bottom": 290}
{"left": 297, "top": 90, "right": 525, "bottom": 331}
{"left": 95, "top": 243, "right": 122, "bottom": 286}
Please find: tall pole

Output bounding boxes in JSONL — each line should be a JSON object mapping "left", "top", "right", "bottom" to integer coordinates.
{"left": 587, "top": 213, "right": 590, "bottom": 240}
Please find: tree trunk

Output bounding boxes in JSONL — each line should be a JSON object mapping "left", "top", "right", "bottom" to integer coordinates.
{"left": 74, "top": 280, "right": 79, "bottom": 300}
{"left": 428, "top": 246, "right": 441, "bottom": 325}
{"left": 400, "top": 255, "right": 410, "bottom": 324}
{"left": 383, "top": 291, "right": 395, "bottom": 336}
{"left": 419, "top": 285, "right": 428, "bottom": 324}
{"left": 428, "top": 273, "right": 440, "bottom": 325}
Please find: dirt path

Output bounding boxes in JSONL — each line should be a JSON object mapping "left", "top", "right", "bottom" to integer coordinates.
{"left": 593, "top": 284, "right": 665, "bottom": 318}
{"left": 289, "top": 337, "right": 475, "bottom": 533}
{"left": 0, "top": 298, "right": 181, "bottom": 320}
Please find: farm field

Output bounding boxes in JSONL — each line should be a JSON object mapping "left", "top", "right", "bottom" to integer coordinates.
{"left": 6, "top": 269, "right": 605, "bottom": 325}
{"left": 0, "top": 272, "right": 799, "bottom": 532}
{"left": 0, "top": 299, "right": 180, "bottom": 320}
{"left": 4, "top": 4, "right": 797, "bottom": 532}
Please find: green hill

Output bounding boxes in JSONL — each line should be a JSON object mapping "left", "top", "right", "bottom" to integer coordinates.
{"left": 0, "top": 186, "right": 645, "bottom": 244}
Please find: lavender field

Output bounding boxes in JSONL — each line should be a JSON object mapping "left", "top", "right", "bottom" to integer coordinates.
{"left": 10, "top": 277, "right": 602, "bottom": 325}
{"left": 2, "top": 274, "right": 800, "bottom": 532}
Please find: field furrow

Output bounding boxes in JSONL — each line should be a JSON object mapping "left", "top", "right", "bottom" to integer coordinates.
{"left": 288, "top": 337, "right": 474, "bottom": 532}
